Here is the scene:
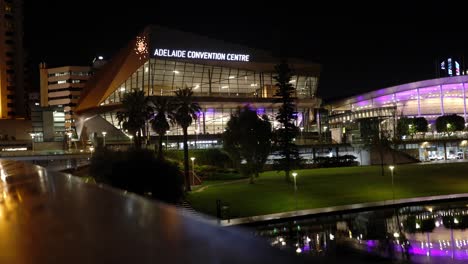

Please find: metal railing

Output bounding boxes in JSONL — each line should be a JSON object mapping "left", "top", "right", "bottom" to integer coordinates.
{"left": 0, "top": 159, "right": 307, "bottom": 263}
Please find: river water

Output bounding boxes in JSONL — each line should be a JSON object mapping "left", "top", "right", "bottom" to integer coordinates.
{"left": 247, "top": 199, "right": 468, "bottom": 263}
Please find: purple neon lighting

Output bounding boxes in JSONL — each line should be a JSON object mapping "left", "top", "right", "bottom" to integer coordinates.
{"left": 351, "top": 83, "right": 468, "bottom": 107}
{"left": 355, "top": 100, "right": 372, "bottom": 107}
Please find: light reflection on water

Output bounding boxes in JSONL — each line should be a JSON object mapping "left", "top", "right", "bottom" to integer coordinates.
{"left": 250, "top": 200, "right": 468, "bottom": 263}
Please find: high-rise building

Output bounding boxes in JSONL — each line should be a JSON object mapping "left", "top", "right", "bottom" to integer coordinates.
{"left": 39, "top": 63, "right": 92, "bottom": 134}
{"left": 0, "top": 0, "right": 26, "bottom": 118}
{"left": 436, "top": 56, "right": 466, "bottom": 78}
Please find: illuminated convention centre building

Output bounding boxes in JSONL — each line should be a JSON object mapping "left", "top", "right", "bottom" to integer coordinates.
{"left": 74, "top": 25, "right": 321, "bottom": 147}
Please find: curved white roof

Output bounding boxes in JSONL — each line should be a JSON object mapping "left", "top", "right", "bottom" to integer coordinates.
{"left": 330, "top": 75, "right": 468, "bottom": 109}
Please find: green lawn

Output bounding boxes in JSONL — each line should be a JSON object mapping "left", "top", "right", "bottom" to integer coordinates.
{"left": 187, "top": 162, "right": 468, "bottom": 218}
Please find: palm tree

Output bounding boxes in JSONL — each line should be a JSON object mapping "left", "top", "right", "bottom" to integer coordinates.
{"left": 116, "top": 89, "right": 150, "bottom": 149}
{"left": 173, "top": 86, "right": 201, "bottom": 191}
{"left": 150, "top": 96, "right": 174, "bottom": 159}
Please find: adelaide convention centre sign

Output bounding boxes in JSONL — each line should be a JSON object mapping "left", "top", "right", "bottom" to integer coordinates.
{"left": 154, "top": 49, "right": 250, "bottom": 62}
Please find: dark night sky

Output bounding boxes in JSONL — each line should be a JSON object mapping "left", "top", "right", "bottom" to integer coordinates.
{"left": 24, "top": 1, "right": 468, "bottom": 102}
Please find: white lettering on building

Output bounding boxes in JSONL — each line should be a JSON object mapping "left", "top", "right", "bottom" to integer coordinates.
{"left": 154, "top": 49, "right": 250, "bottom": 62}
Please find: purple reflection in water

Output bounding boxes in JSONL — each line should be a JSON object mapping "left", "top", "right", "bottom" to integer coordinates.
{"left": 407, "top": 245, "right": 468, "bottom": 260}
{"left": 366, "top": 240, "right": 377, "bottom": 247}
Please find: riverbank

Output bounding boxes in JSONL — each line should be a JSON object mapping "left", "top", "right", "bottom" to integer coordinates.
{"left": 188, "top": 162, "right": 468, "bottom": 219}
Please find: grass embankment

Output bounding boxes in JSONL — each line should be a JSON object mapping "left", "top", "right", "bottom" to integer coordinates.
{"left": 188, "top": 162, "right": 468, "bottom": 218}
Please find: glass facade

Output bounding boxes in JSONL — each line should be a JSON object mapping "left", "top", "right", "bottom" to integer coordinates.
{"left": 330, "top": 78, "right": 468, "bottom": 124}
{"left": 100, "top": 58, "right": 318, "bottom": 136}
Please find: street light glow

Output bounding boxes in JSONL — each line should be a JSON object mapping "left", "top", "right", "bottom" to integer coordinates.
{"left": 292, "top": 172, "right": 297, "bottom": 178}
{"left": 389, "top": 165, "right": 394, "bottom": 171}
{"left": 191, "top": 157, "right": 195, "bottom": 161}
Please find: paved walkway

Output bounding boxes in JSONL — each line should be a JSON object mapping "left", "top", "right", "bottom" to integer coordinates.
{"left": 192, "top": 178, "right": 249, "bottom": 193}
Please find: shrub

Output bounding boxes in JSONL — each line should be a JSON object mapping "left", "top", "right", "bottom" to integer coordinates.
{"left": 313, "top": 155, "right": 358, "bottom": 168}
{"left": 90, "top": 148, "right": 184, "bottom": 204}
{"left": 165, "top": 148, "right": 233, "bottom": 168}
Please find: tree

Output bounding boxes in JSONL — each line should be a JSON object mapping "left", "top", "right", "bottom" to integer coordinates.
{"left": 273, "top": 62, "right": 301, "bottom": 182}
{"left": 359, "top": 117, "right": 392, "bottom": 176}
{"left": 150, "top": 96, "right": 174, "bottom": 159}
{"left": 173, "top": 86, "right": 201, "bottom": 191}
{"left": 396, "top": 117, "right": 428, "bottom": 138}
{"left": 223, "top": 106, "right": 272, "bottom": 183}
{"left": 413, "top": 117, "right": 429, "bottom": 133}
{"left": 436, "top": 114, "right": 465, "bottom": 136}
{"left": 116, "top": 89, "right": 151, "bottom": 149}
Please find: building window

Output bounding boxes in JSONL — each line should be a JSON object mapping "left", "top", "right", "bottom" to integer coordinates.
{"left": 49, "top": 72, "right": 69, "bottom": 77}
{"left": 5, "top": 4, "right": 12, "bottom": 13}
{"left": 71, "top": 80, "right": 80, "bottom": 83}
{"left": 57, "top": 80, "right": 66, "bottom": 84}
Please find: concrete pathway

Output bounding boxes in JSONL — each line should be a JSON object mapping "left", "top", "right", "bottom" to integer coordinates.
{"left": 192, "top": 178, "right": 249, "bottom": 193}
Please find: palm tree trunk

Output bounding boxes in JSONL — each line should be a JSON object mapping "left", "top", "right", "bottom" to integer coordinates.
{"left": 133, "top": 131, "right": 138, "bottom": 148}
{"left": 157, "top": 133, "right": 164, "bottom": 159}
{"left": 183, "top": 126, "right": 191, "bottom": 191}
{"left": 137, "top": 130, "right": 142, "bottom": 149}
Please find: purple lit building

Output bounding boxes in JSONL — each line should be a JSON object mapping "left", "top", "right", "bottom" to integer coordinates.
{"left": 328, "top": 76, "right": 468, "bottom": 124}
{"left": 326, "top": 76, "right": 468, "bottom": 162}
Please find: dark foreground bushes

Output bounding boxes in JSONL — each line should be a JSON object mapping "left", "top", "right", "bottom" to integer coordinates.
{"left": 89, "top": 148, "right": 184, "bottom": 204}
{"left": 313, "top": 155, "right": 359, "bottom": 168}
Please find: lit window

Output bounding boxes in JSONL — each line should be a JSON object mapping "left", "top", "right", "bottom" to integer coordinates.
{"left": 57, "top": 80, "right": 66, "bottom": 84}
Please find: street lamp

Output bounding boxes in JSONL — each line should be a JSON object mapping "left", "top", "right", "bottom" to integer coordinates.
{"left": 128, "top": 135, "right": 133, "bottom": 146}
{"left": 191, "top": 157, "right": 196, "bottom": 185}
{"left": 389, "top": 165, "right": 395, "bottom": 203}
{"left": 66, "top": 132, "right": 73, "bottom": 150}
{"left": 29, "top": 133, "right": 35, "bottom": 151}
{"left": 300, "top": 127, "right": 304, "bottom": 141}
{"left": 102, "top": 131, "right": 107, "bottom": 147}
{"left": 166, "top": 130, "right": 170, "bottom": 150}
{"left": 292, "top": 172, "right": 298, "bottom": 210}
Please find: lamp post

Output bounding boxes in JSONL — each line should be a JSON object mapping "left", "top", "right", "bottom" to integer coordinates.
{"left": 29, "top": 133, "right": 35, "bottom": 152}
{"left": 292, "top": 172, "right": 298, "bottom": 211}
{"left": 166, "top": 130, "right": 170, "bottom": 150}
{"left": 389, "top": 165, "right": 395, "bottom": 203}
{"left": 66, "top": 132, "right": 73, "bottom": 150}
{"left": 128, "top": 135, "right": 133, "bottom": 146}
{"left": 300, "top": 127, "right": 304, "bottom": 142}
{"left": 102, "top": 131, "right": 107, "bottom": 147}
{"left": 191, "top": 157, "right": 196, "bottom": 185}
